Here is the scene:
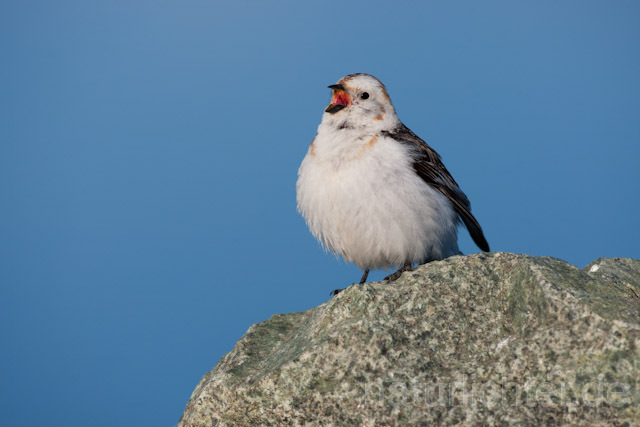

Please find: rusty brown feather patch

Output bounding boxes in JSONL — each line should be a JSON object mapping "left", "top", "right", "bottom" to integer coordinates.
{"left": 309, "top": 137, "right": 316, "bottom": 156}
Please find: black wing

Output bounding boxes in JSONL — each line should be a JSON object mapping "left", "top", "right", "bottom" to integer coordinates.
{"left": 382, "top": 123, "right": 490, "bottom": 252}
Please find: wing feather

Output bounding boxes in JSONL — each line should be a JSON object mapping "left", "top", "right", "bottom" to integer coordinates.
{"left": 382, "top": 124, "right": 490, "bottom": 252}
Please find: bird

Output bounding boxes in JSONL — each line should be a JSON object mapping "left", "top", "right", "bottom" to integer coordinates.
{"left": 296, "top": 74, "right": 489, "bottom": 293}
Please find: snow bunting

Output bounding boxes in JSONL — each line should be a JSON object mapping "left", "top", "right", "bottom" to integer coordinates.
{"left": 296, "top": 74, "right": 489, "bottom": 290}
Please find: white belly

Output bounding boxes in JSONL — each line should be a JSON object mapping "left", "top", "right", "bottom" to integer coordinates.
{"left": 296, "top": 134, "right": 460, "bottom": 270}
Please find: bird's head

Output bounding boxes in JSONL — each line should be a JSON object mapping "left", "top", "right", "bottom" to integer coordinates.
{"left": 323, "top": 74, "right": 398, "bottom": 130}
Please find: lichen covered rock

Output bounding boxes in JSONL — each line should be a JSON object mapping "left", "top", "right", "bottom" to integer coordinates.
{"left": 179, "top": 253, "right": 640, "bottom": 426}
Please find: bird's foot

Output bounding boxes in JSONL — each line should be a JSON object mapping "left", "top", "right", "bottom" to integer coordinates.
{"left": 330, "top": 269, "right": 371, "bottom": 297}
{"left": 384, "top": 263, "right": 412, "bottom": 282}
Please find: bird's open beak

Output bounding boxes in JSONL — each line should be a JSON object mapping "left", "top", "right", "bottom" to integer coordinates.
{"left": 325, "top": 84, "right": 350, "bottom": 114}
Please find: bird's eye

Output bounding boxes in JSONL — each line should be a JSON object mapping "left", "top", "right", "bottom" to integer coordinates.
{"left": 361, "top": 92, "right": 369, "bottom": 100}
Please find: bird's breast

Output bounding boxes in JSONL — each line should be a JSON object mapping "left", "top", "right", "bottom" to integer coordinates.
{"left": 296, "top": 131, "right": 460, "bottom": 269}
{"left": 309, "top": 129, "right": 382, "bottom": 166}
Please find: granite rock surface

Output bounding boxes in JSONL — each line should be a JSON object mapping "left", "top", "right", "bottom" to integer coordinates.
{"left": 178, "top": 253, "right": 640, "bottom": 426}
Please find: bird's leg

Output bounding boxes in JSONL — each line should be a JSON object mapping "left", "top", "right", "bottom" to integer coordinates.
{"left": 359, "top": 269, "right": 370, "bottom": 284}
{"left": 384, "top": 262, "right": 412, "bottom": 282}
{"left": 330, "top": 269, "right": 370, "bottom": 296}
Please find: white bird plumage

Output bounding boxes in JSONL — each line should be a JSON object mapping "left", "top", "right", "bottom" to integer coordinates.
{"left": 296, "top": 74, "right": 489, "bottom": 286}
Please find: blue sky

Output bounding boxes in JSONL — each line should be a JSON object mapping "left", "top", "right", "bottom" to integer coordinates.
{"left": 1, "top": 1, "right": 638, "bottom": 426}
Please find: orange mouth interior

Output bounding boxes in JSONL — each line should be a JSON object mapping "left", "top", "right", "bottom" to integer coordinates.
{"left": 330, "top": 90, "right": 351, "bottom": 107}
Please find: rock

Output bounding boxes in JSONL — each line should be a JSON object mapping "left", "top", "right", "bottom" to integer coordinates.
{"left": 178, "top": 253, "right": 640, "bottom": 426}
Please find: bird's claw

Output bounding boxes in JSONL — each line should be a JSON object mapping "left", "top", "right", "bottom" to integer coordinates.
{"left": 384, "top": 263, "right": 413, "bottom": 282}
